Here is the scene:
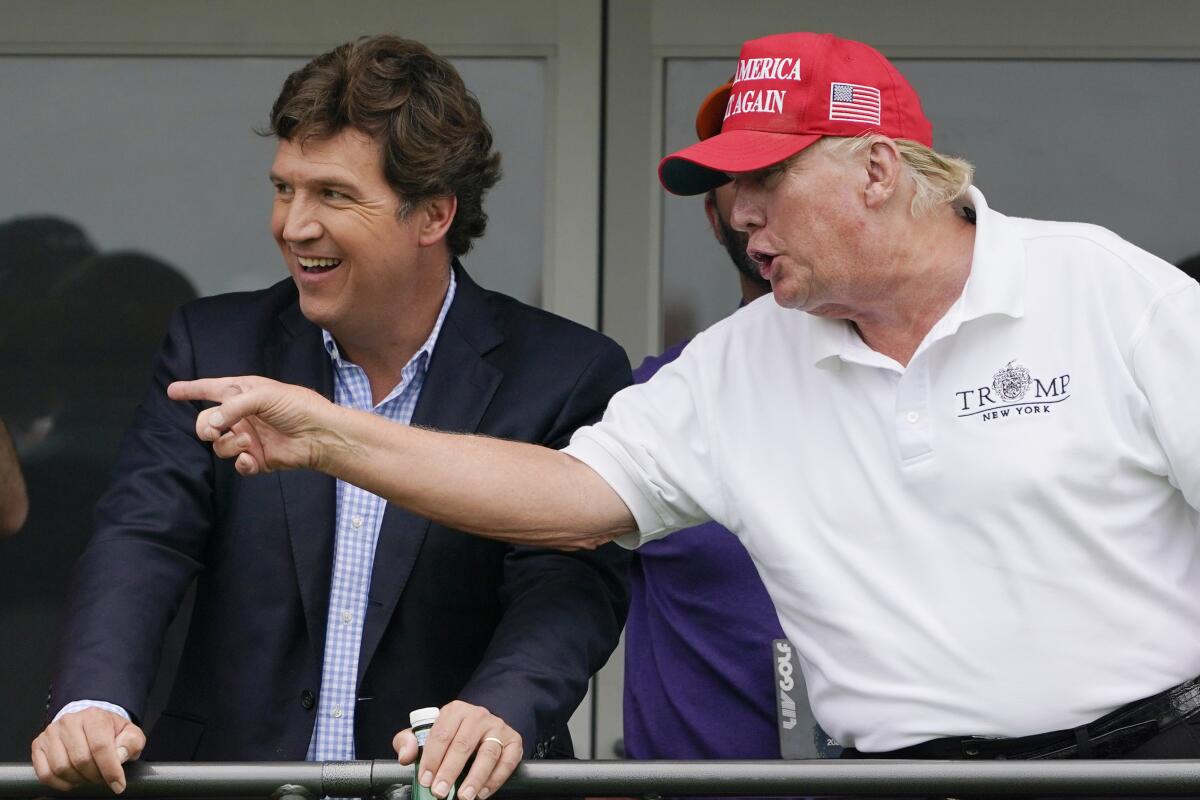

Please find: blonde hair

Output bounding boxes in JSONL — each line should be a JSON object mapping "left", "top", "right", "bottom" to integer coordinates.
{"left": 820, "top": 135, "right": 974, "bottom": 216}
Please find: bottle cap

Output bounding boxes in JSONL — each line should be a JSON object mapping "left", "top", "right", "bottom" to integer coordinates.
{"left": 410, "top": 707, "right": 440, "bottom": 729}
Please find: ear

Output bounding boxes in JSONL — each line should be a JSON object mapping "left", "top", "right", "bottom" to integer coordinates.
{"left": 417, "top": 195, "right": 458, "bottom": 247}
{"left": 703, "top": 192, "right": 726, "bottom": 246}
{"left": 863, "top": 138, "right": 903, "bottom": 210}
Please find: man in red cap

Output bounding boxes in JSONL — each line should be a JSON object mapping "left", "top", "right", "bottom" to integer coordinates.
{"left": 171, "top": 32, "right": 1200, "bottom": 762}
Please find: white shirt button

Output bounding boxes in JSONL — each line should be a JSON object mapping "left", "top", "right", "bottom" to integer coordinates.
{"left": 341, "top": 610, "right": 352, "bottom": 624}
{"left": 351, "top": 515, "right": 364, "bottom": 528}
{"left": 905, "top": 411, "right": 920, "bottom": 424}
{"left": 332, "top": 705, "right": 343, "bottom": 719}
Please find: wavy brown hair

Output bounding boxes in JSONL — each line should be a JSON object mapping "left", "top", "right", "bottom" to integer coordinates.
{"left": 267, "top": 35, "right": 502, "bottom": 256}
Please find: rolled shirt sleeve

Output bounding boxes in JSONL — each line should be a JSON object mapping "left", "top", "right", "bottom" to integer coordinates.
{"left": 564, "top": 335, "right": 727, "bottom": 548}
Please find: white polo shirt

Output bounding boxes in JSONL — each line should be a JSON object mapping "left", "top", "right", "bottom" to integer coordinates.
{"left": 565, "top": 187, "right": 1200, "bottom": 752}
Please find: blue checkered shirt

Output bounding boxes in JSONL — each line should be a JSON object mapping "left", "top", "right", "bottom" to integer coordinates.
{"left": 305, "top": 272, "right": 457, "bottom": 761}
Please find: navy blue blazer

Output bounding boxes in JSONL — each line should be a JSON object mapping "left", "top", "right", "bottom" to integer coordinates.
{"left": 50, "top": 264, "right": 632, "bottom": 761}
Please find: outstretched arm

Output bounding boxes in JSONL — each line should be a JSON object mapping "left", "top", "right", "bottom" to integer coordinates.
{"left": 167, "top": 376, "right": 636, "bottom": 549}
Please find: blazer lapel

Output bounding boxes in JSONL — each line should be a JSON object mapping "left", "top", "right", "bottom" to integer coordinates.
{"left": 266, "top": 299, "right": 337, "bottom": 662}
{"left": 356, "top": 265, "right": 504, "bottom": 685}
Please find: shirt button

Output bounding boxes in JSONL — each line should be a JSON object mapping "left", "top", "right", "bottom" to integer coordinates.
{"left": 332, "top": 705, "right": 343, "bottom": 719}
{"left": 341, "top": 610, "right": 352, "bottom": 624}
{"left": 351, "top": 515, "right": 364, "bottom": 528}
{"left": 905, "top": 411, "right": 920, "bottom": 424}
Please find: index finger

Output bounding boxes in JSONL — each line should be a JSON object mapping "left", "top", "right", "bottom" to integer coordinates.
{"left": 418, "top": 712, "right": 467, "bottom": 794}
{"left": 167, "top": 377, "right": 249, "bottom": 404}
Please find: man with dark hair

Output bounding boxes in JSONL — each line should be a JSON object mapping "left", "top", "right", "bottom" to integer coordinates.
{"left": 175, "top": 32, "right": 1200, "bottom": 767}
{"left": 33, "top": 35, "right": 630, "bottom": 798}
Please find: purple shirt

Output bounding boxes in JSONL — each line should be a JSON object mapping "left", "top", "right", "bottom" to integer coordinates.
{"left": 623, "top": 338, "right": 787, "bottom": 759}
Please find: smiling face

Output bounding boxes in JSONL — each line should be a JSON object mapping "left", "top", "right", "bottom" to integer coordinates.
{"left": 730, "top": 144, "right": 878, "bottom": 317}
{"left": 270, "top": 128, "right": 447, "bottom": 346}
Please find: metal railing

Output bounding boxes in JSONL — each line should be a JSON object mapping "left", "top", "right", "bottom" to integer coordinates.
{"left": 4, "top": 760, "right": 1200, "bottom": 798}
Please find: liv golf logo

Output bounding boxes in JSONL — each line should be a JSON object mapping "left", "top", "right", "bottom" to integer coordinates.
{"left": 956, "top": 360, "right": 1072, "bottom": 422}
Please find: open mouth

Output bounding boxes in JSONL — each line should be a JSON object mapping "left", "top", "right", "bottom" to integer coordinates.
{"left": 748, "top": 249, "right": 777, "bottom": 280}
{"left": 297, "top": 256, "right": 343, "bottom": 274}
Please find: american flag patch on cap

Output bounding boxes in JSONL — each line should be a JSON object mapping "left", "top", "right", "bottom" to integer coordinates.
{"left": 829, "top": 82, "right": 881, "bottom": 125}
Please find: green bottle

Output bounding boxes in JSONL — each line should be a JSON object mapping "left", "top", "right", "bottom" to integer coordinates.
{"left": 411, "top": 707, "right": 456, "bottom": 800}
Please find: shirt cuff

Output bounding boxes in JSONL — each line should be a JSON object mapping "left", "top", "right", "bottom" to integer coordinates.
{"left": 563, "top": 431, "right": 676, "bottom": 548}
{"left": 54, "top": 700, "right": 132, "bottom": 724}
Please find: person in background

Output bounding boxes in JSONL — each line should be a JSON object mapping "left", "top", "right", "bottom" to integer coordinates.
{"left": 32, "top": 35, "right": 631, "bottom": 799}
{"left": 0, "top": 217, "right": 118, "bottom": 758}
{"left": 0, "top": 216, "right": 98, "bottom": 455}
{"left": 624, "top": 79, "right": 835, "bottom": 763}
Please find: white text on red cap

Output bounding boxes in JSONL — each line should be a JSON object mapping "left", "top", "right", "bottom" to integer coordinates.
{"left": 732, "top": 57, "right": 802, "bottom": 84}
{"left": 725, "top": 56, "right": 802, "bottom": 122}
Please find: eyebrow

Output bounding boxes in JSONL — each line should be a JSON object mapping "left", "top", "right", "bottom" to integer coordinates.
{"left": 735, "top": 156, "right": 799, "bottom": 185}
{"left": 268, "top": 172, "right": 361, "bottom": 194}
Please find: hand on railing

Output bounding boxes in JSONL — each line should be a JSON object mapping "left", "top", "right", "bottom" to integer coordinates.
{"left": 31, "top": 707, "right": 145, "bottom": 794}
{"left": 392, "top": 701, "right": 522, "bottom": 800}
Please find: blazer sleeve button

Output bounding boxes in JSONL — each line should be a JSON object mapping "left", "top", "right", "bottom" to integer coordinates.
{"left": 301, "top": 689, "right": 316, "bottom": 710}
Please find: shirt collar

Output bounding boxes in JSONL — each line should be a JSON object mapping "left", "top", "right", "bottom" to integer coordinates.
{"left": 321, "top": 268, "right": 458, "bottom": 375}
{"left": 809, "top": 314, "right": 870, "bottom": 370}
{"left": 954, "top": 185, "right": 1026, "bottom": 324}
{"left": 809, "top": 185, "right": 1026, "bottom": 369}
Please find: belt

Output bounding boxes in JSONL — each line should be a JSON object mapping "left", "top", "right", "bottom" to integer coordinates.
{"left": 845, "top": 674, "right": 1200, "bottom": 760}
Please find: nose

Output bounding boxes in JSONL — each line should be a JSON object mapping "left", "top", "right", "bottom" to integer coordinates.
{"left": 278, "top": 195, "right": 323, "bottom": 244}
{"left": 729, "top": 179, "right": 764, "bottom": 233}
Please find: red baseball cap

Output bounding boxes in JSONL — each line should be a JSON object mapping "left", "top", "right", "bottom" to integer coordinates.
{"left": 661, "top": 32, "right": 933, "bottom": 195}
